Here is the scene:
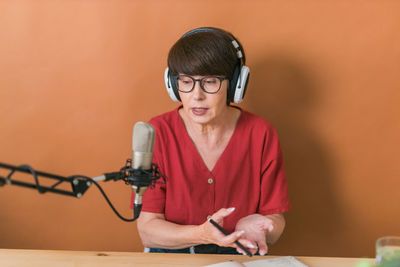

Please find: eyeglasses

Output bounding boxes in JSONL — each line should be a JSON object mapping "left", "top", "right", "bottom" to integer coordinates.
{"left": 174, "top": 75, "right": 229, "bottom": 94}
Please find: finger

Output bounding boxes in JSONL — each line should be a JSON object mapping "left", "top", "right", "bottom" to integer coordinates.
{"left": 236, "top": 247, "right": 246, "bottom": 255}
{"left": 262, "top": 221, "right": 274, "bottom": 232}
{"left": 257, "top": 240, "right": 269, "bottom": 256}
{"left": 233, "top": 242, "right": 255, "bottom": 256}
{"left": 220, "top": 230, "right": 244, "bottom": 246}
{"left": 212, "top": 207, "right": 236, "bottom": 223}
{"left": 238, "top": 238, "right": 257, "bottom": 251}
{"left": 236, "top": 245, "right": 257, "bottom": 256}
{"left": 216, "top": 207, "right": 236, "bottom": 217}
{"left": 227, "top": 235, "right": 257, "bottom": 256}
{"left": 264, "top": 224, "right": 274, "bottom": 232}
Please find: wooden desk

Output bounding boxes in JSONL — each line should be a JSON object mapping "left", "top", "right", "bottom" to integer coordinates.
{"left": 0, "top": 249, "right": 374, "bottom": 267}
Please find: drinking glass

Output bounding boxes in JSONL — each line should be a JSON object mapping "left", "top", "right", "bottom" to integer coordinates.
{"left": 376, "top": 236, "right": 400, "bottom": 264}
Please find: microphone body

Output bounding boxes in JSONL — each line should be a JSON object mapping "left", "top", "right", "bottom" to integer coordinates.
{"left": 131, "top": 122, "right": 156, "bottom": 207}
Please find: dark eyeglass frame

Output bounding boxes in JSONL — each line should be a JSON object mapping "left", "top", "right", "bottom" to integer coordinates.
{"left": 173, "top": 75, "right": 229, "bottom": 94}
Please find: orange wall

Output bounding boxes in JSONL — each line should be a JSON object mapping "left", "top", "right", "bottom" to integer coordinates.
{"left": 0, "top": 0, "right": 399, "bottom": 257}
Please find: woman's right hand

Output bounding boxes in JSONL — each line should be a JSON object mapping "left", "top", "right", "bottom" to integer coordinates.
{"left": 199, "top": 207, "right": 256, "bottom": 253}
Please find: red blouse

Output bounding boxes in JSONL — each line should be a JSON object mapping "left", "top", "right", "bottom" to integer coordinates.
{"left": 137, "top": 106, "right": 291, "bottom": 233}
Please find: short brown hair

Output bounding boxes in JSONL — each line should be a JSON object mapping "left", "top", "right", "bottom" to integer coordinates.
{"left": 167, "top": 28, "right": 241, "bottom": 78}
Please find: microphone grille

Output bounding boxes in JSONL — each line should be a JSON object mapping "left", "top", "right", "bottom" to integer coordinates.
{"left": 132, "top": 122, "right": 155, "bottom": 153}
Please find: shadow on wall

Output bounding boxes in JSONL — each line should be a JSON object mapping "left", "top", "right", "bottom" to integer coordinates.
{"left": 246, "top": 55, "right": 348, "bottom": 257}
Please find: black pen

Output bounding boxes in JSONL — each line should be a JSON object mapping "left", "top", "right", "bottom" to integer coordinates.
{"left": 208, "top": 218, "right": 253, "bottom": 257}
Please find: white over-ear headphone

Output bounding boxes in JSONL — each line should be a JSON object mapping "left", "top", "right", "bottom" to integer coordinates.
{"left": 232, "top": 65, "right": 250, "bottom": 104}
{"left": 164, "top": 27, "right": 250, "bottom": 104}
{"left": 164, "top": 67, "right": 180, "bottom": 102}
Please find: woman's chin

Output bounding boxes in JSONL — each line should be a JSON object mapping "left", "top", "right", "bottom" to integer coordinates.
{"left": 188, "top": 115, "right": 212, "bottom": 125}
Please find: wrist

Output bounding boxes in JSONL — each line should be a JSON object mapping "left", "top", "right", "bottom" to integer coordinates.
{"left": 196, "top": 222, "right": 210, "bottom": 245}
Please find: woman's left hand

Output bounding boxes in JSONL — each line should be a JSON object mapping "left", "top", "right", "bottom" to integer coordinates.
{"left": 235, "top": 214, "right": 274, "bottom": 256}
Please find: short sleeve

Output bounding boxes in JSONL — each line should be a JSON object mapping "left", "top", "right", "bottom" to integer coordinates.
{"left": 258, "top": 127, "right": 291, "bottom": 215}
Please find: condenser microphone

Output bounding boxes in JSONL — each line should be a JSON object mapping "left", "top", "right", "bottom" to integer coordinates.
{"left": 91, "top": 121, "right": 156, "bottom": 220}
{"left": 131, "top": 121, "right": 156, "bottom": 207}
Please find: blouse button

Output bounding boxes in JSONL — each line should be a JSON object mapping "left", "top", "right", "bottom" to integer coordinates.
{"left": 207, "top": 178, "right": 214, "bottom": 184}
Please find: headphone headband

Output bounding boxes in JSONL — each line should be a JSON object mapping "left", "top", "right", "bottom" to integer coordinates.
{"left": 181, "top": 27, "right": 246, "bottom": 65}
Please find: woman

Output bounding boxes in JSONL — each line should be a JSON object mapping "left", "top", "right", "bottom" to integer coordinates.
{"left": 136, "top": 27, "right": 291, "bottom": 255}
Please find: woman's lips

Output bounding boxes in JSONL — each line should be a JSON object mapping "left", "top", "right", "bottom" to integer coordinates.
{"left": 191, "top": 107, "right": 208, "bottom": 116}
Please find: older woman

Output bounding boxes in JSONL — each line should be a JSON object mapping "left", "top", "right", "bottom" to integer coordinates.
{"left": 137, "top": 27, "right": 290, "bottom": 255}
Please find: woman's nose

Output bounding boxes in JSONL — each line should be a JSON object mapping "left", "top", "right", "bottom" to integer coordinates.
{"left": 192, "top": 81, "right": 205, "bottom": 99}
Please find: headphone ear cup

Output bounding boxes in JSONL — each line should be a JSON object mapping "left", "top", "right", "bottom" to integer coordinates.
{"left": 227, "top": 64, "right": 241, "bottom": 104}
{"left": 164, "top": 68, "right": 181, "bottom": 102}
{"left": 232, "top": 66, "right": 250, "bottom": 104}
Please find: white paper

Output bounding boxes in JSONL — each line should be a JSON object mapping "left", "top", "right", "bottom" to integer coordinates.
{"left": 244, "top": 256, "right": 308, "bottom": 267}
{"left": 204, "top": 260, "right": 245, "bottom": 267}
{"left": 203, "top": 256, "right": 308, "bottom": 267}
